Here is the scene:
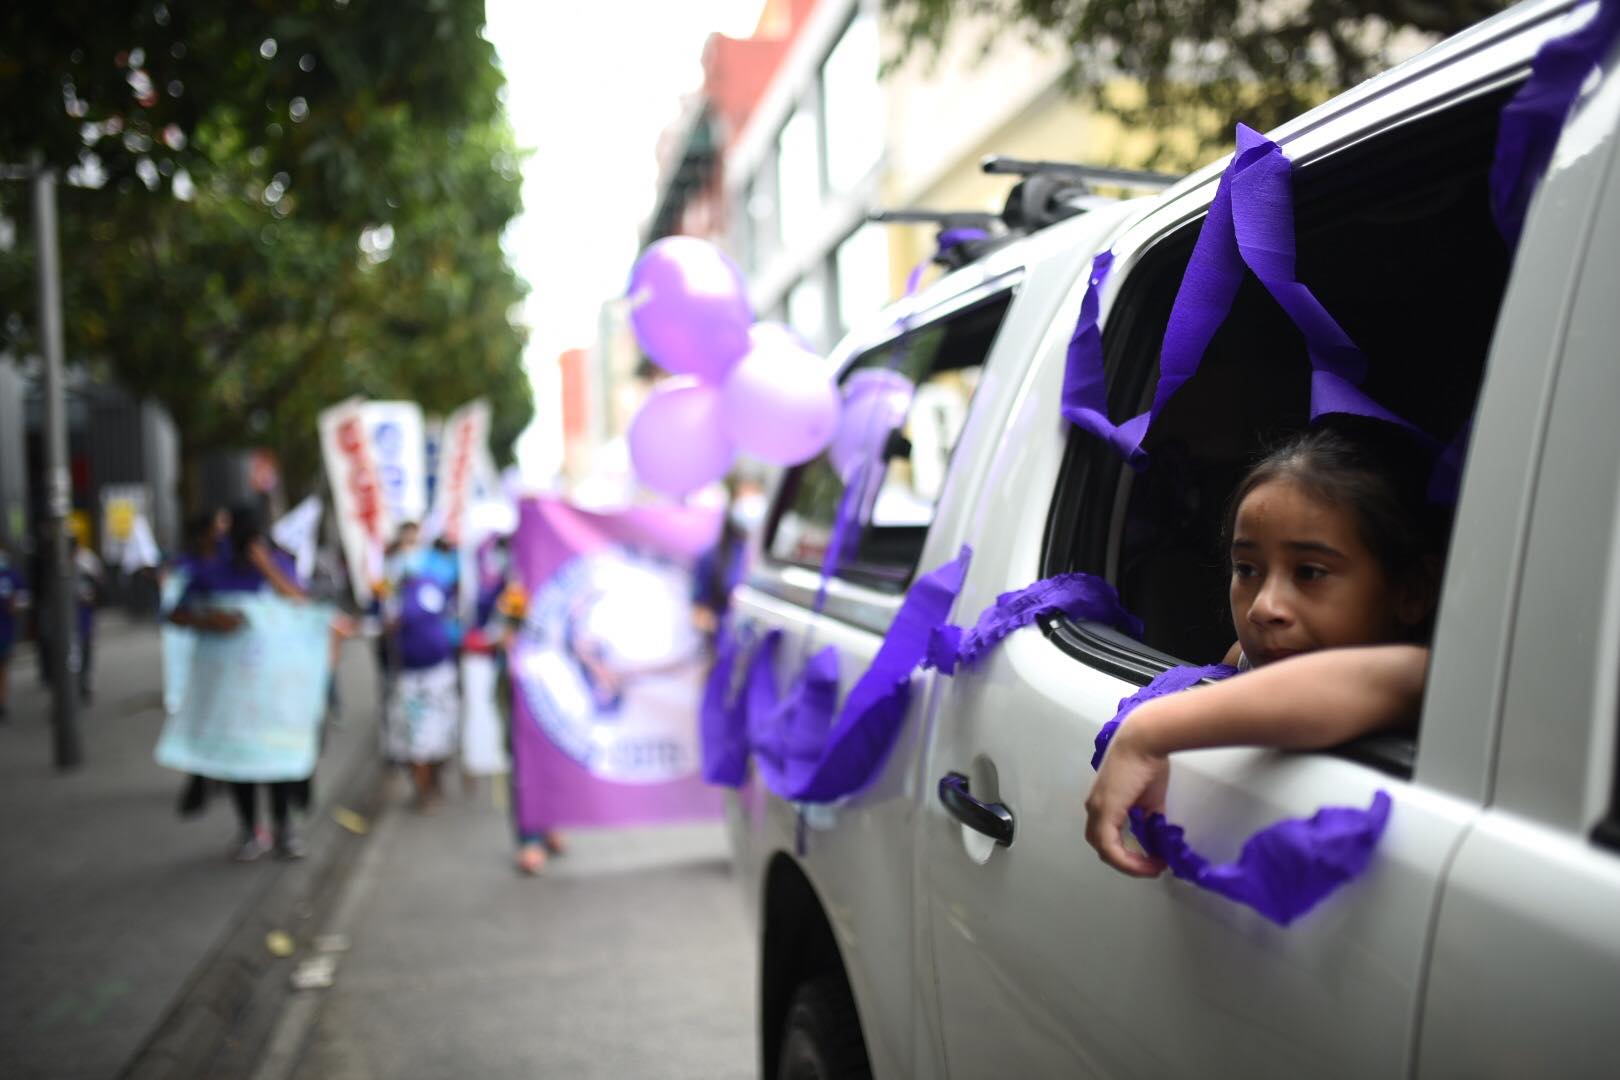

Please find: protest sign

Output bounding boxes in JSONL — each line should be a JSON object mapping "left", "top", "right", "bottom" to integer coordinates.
{"left": 362, "top": 401, "right": 429, "bottom": 527}
{"left": 271, "top": 496, "right": 324, "bottom": 584}
{"left": 155, "top": 594, "right": 335, "bottom": 781}
{"left": 427, "top": 399, "right": 490, "bottom": 550}
{"left": 507, "top": 496, "right": 723, "bottom": 830}
{"left": 159, "top": 572, "right": 193, "bottom": 718}
{"left": 319, "top": 398, "right": 391, "bottom": 604}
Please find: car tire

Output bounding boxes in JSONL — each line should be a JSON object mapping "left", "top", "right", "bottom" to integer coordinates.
{"left": 776, "top": 974, "right": 874, "bottom": 1080}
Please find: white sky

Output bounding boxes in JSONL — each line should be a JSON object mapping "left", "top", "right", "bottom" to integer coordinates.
{"left": 483, "top": 0, "right": 768, "bottom": 482}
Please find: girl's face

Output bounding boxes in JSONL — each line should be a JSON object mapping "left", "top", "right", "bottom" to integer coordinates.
{"left": 1229, "top": 477, "right": 1424, "bottom": 667}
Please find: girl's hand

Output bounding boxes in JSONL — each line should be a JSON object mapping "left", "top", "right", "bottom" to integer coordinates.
{"left": 1084, "top": 704, "right": 1172, "bottom": 878}
{"left": 203, "top": 609, "right": 246, "bottom": 634}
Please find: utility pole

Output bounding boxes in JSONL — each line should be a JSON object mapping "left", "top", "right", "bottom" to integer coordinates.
{"left": 32, "top": 166, "right": 82, "bottom": 769}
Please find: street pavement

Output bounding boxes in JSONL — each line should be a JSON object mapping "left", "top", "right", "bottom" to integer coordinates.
{"left": 0, "top": 615, "right": 380, "bottom": 1080}
{"left": 280, "top": 792, "right": 756, "bottom": 1080}
{"left": 0, "top": 616, "right": 757, "bottom": 1078}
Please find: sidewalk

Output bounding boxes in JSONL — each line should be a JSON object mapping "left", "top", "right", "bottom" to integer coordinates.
{"left": 0, "top": 616, "right": 382, "bottom": 1079}
{"left": 271, "top": 783, "right": 756, "bottom": 1079}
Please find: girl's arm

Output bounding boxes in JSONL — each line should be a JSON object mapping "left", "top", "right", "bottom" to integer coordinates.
{"left": 1084, "top": 643, "right": 1428, "bottom": 877}
{"left": 168, "top": 606, "right": 245, "bottom": 634}
{"left": 247, "top": 540, "right": 306, "bottom": 600}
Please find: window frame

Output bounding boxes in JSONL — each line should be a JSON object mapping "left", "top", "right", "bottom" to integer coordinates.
{"left": 1036, "top": 78, "right": 1535, "bottom": 781}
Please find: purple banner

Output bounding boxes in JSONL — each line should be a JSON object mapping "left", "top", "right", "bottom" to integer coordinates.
{"left": 509, "top": 497, "right": 724, "bottom": 832}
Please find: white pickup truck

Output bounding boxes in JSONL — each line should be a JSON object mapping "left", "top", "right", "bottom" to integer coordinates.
{"left": 723, "top": 0, "right": 1620, "bottom": 1076}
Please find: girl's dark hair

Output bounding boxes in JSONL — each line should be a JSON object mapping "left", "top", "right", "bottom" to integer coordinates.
{"left": 1225, "top": 418, "right": 1451, "bottom": 592}
{"left": 228, "top": 503, "right": 265, "bottom": 570}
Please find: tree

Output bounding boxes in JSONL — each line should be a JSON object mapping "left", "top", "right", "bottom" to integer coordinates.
{"left": 883, "top": 0, "right": 1509, "bottom": 167}
{"left": 0, "top": 0, "right": 533, "bottom": 489}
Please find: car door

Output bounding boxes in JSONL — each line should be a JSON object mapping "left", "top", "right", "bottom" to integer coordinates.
{"left": 728, "top": 260, "right": 1036, "bottom": 1080}
{"left": 918, "top": 11, "right": 1598, "bottom": 1074}
{"left": 1416, "top": 59, "right": 1620, "bottom": 1075}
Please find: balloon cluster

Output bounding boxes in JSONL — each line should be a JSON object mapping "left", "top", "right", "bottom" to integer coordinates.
{"left": 625, "top": 237, "right": 841, "bottom": 498}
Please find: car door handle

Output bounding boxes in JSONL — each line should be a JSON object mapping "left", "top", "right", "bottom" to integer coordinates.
{"left": 938, "top": 773, "right": 1015, "bottom": 848}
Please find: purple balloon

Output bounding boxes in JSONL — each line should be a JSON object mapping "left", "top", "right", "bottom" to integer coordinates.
{"left": 720, "top": 324, "right": 841, "bottom": 467}
{"left": 626, "top": 237, "right": 755, "bottom": 383}
{"left": 628, "top": 377, "right": 737, "bottom": 497}
{"left": 827, "top": 369, "right": 914, "bottom": 481}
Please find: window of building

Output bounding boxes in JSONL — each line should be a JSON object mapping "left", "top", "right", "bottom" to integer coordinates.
{"left": 777, "top": 103, "right": 824, "bottom": 253}
{"left": 822, "top": 11, "right": 884, "bottom": 197}
{"left": 834, "top": 223, "right": 892, "bottom": 338}
{"left": 750, "top": 147, "right": 782, "bottom": 268}
{"left": 787, "top": 268, "right": 832, "bottom": 354}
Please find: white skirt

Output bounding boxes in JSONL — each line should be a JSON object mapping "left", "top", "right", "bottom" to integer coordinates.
{"left": 384, "top": 660, "right": 460, "bottom": 763}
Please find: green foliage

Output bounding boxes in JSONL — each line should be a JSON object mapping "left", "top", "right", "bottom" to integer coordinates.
{"left": 883, "top": 0, "right": 1510, "bottom": 168}
{"left": 0, "top": 0, "right": 533, "bottom": 486}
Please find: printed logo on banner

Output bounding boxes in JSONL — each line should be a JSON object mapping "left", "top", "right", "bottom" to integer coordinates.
{"left": 512, "top": 549, "right": 704, "bottom": 784}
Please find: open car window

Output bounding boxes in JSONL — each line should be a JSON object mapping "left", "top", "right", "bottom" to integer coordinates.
{"left": 1043, "top": 85, "right": 1522, "bottom": 775}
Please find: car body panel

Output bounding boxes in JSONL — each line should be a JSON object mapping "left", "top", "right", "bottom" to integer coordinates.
{"left": 723, "top": 2, "right": 1620, "bottom": 1075}
{"left": 1419, "top": 69, "right": 1620, "bottom": 1073}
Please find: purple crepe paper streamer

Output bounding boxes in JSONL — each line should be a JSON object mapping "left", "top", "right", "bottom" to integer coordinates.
{"left": 710, "top": 547, "right": 974, "bottom": 802}
{"left": 699, "top": 620, "right": 749, "bottom": 786}
{"left": 1491, "top": 0, "right": 1620, "bottom": 246}
{"left": 748, "top": 634, "right": 843, "bottom": 799}
{"left": 928, "top": 572, "right": 1145, "bottom": 676}
{"left": 1091, "top": 663, "right": 1394, "bottom": 926}
{"left": 1061, "top": 126, "right": 1428, "bottom": 473}
{"left": 786, "top": 545, "right": 972, "bottom": 802}
{"left": 1091, "top": 663, "right": 1236, "bottom": 769}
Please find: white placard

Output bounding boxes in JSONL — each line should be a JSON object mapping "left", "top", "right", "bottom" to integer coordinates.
{"left": 318, "top": 398, "right": 392, "bottom": 604}
{"left": 361, "top": 401, "right": 428, "bottom": 528}
{"left": 426, "top": 399, "right": 491, "bottom": 550}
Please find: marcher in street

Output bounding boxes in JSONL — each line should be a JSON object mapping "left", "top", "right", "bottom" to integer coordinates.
{"left": 69, "top": 534, "right": 104, "bottom": 703}
{"left": 0, "top": 542, "right": 27, "bottom": 721}
{"left": 486, "top": 575, "right": 567, "bottom": 874}
{"left": 169, "top": 504, "right": 313, "bottom": 860}
{"left": 382, "top": 523, "right": 462, "bottom": 811}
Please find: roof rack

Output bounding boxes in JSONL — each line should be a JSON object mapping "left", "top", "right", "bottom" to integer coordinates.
{"left": 866, "top": 157, "right": 1184, "bottom": 276}
{"left": 867, "top": 210, "right": 1007, "bottom": 271}
{"left": 980, "top": 156, "right": 1182, "bottom": 192}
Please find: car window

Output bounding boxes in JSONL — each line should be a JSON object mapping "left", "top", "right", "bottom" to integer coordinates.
{"left": 1043, "top": 85, "right": 1522, "bottom": 772}
{"left": 765, "top": 289, "right": 1013, "bottom": 593}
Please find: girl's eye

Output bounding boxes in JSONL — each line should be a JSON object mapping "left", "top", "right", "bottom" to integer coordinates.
{"left": 1232, "top": 562, "right": 1257, "bottom": 580}
{"left": 1296, "top": 564, "right": 1328, "bottom": 582}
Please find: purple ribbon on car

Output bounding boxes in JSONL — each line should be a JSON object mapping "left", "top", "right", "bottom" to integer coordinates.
{"left": 702, "top": 545, "right": 1395, "bottom": 925}
{"left": 1491, "top": 0, "right": 1620, "bottom": 246}
{"left": 1092, "top": 665, "right": 1393, "bottom": 926}
{"left": 704, "top": 545, "right": 1142, "bottom": 803}
{"left": 1062, "top": 125, "right": 1422, "bottom": 471}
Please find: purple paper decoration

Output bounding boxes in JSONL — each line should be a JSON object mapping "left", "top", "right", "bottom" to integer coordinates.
{"left": 1091, "top": 663, "right": 1393, "bottom": 926}
{"left": 1491, "top": 0, "right": 1620, "bottom": 246}
{"left": 702, "top": 553, "right": 1394, "bottom": 925}
{"left": 1062, "top": 125, "right": 1425, "bottom": 472}
{"left": 701, "top": 547, "right": 971, "bottom": 803}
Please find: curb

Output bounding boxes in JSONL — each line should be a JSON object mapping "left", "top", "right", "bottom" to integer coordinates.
{"left": 119, "top": 745, "right": 390, "bottom": 1080}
